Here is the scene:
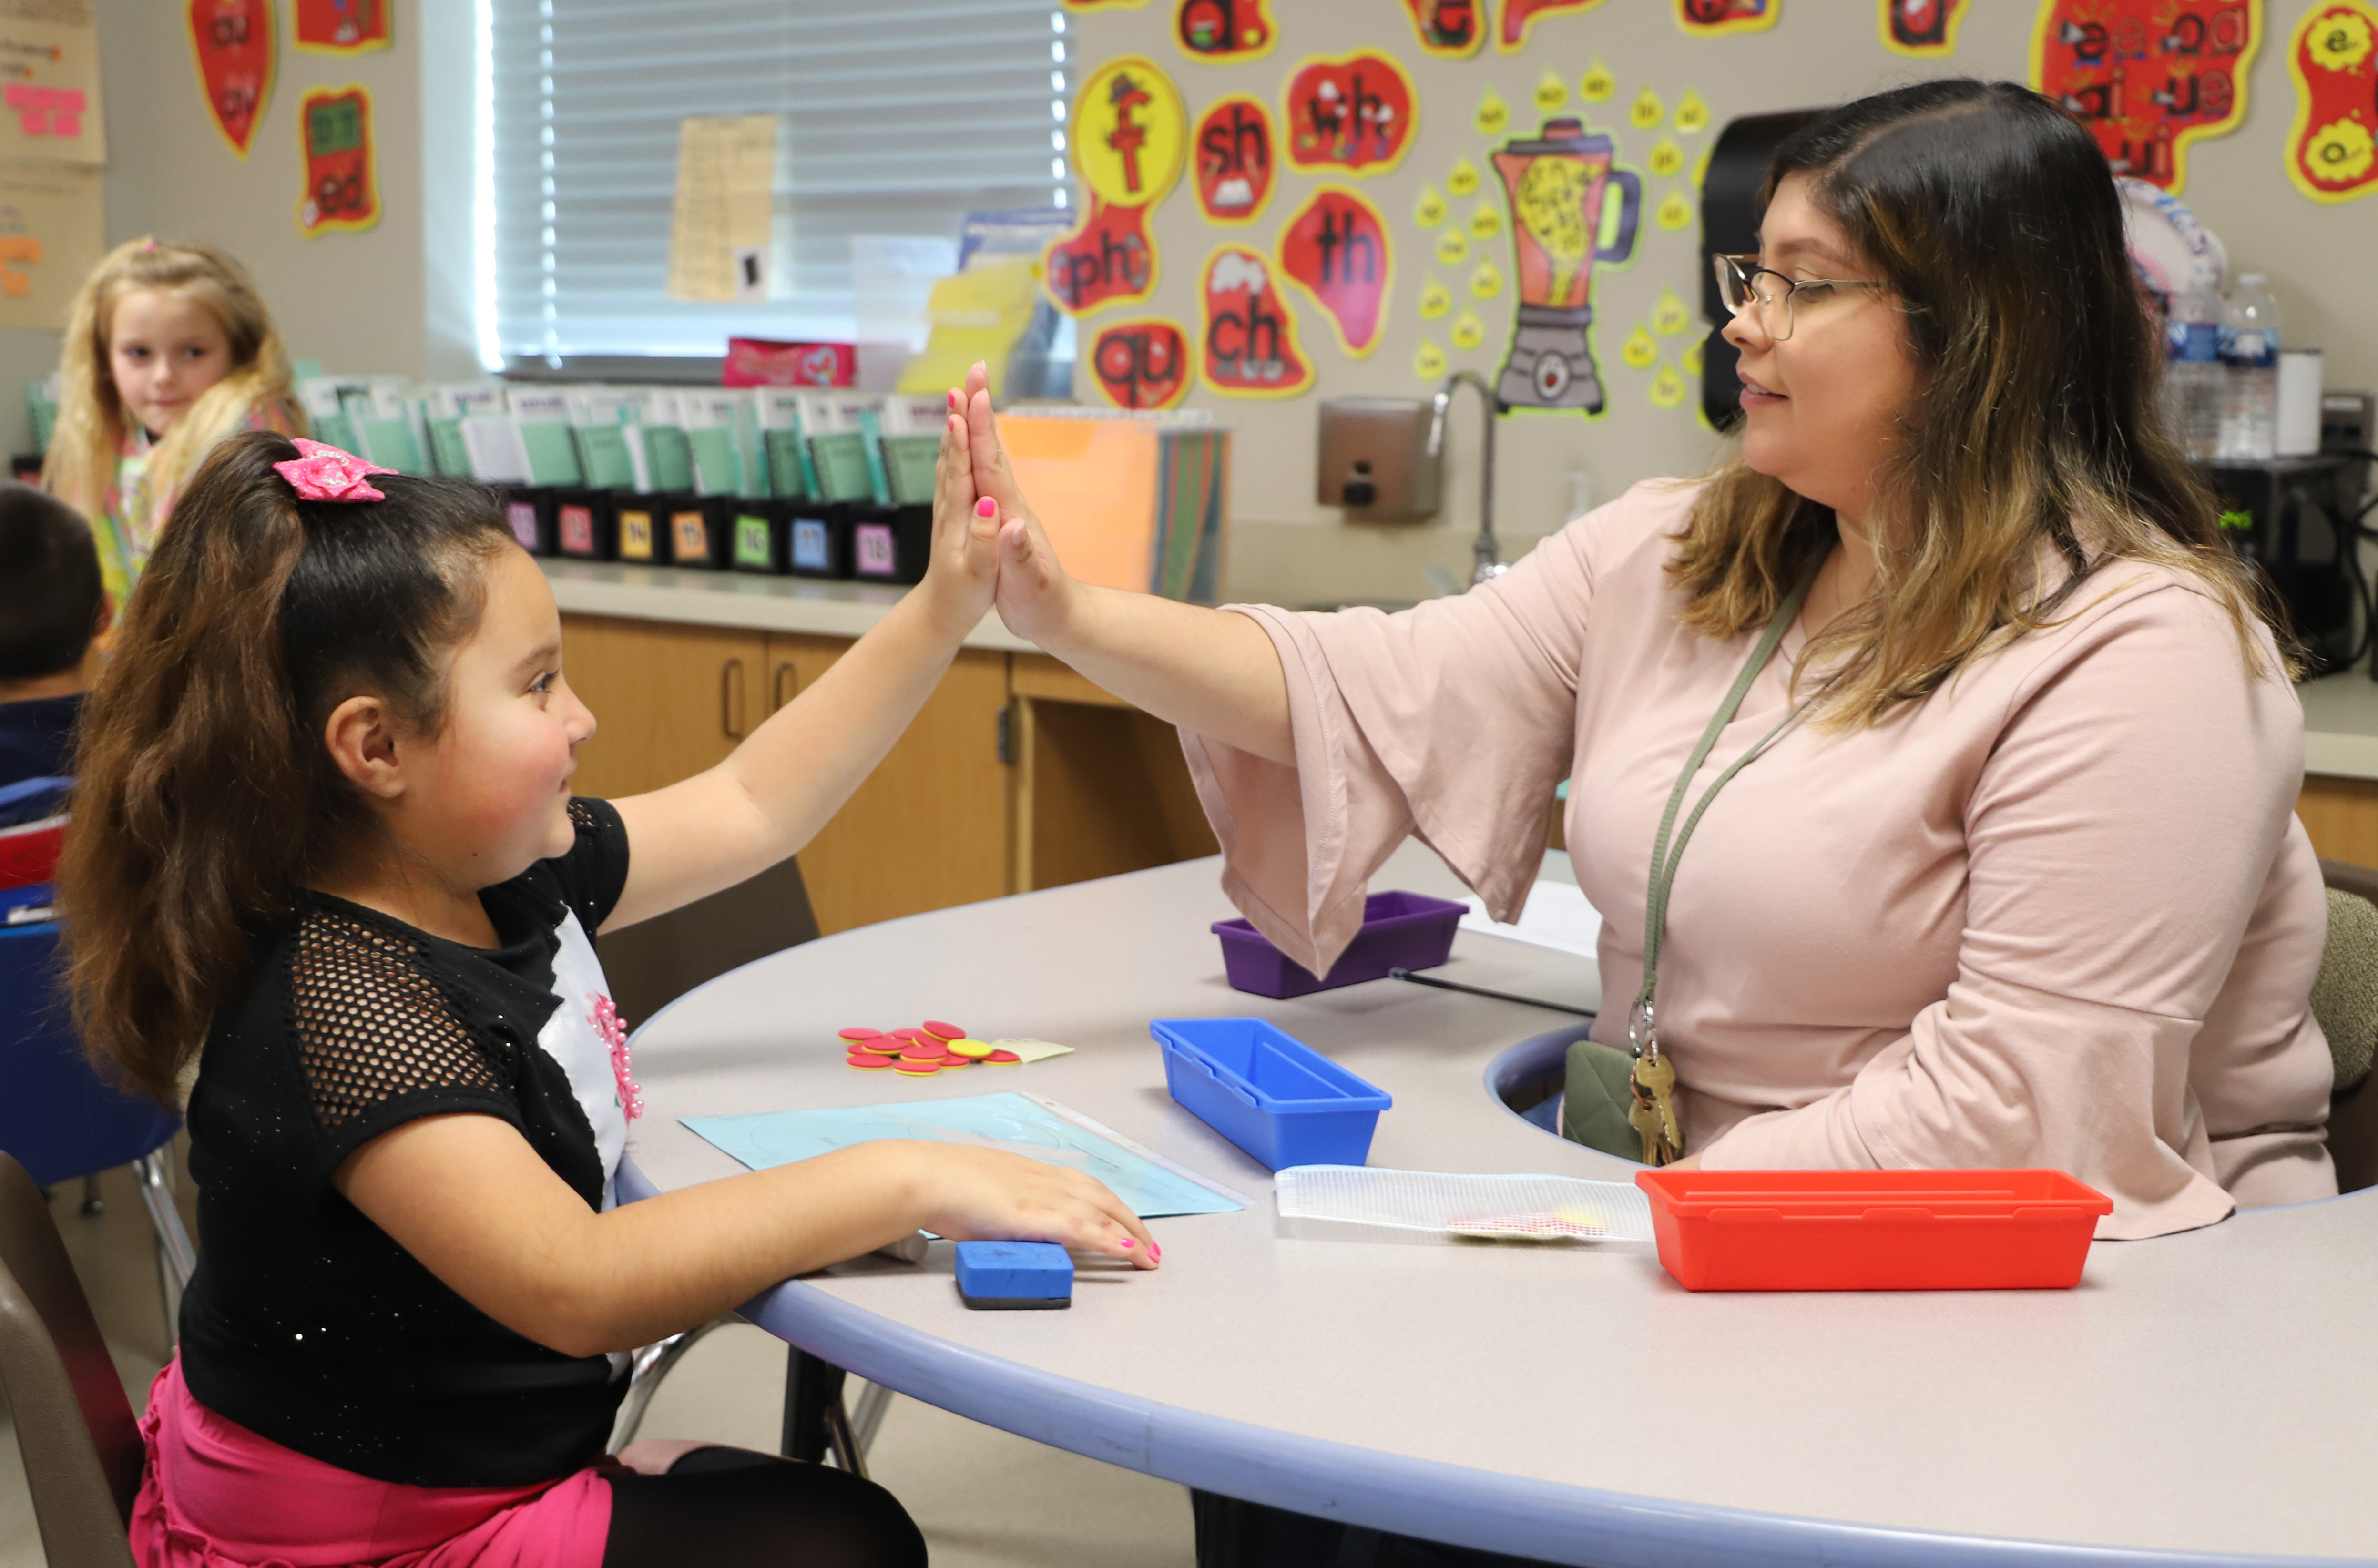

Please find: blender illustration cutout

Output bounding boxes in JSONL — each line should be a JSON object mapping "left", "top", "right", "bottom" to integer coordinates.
{"left": 189, "top": 0, "right": 274, "bottom": 158}
{"left": 1195, "top": 95, "right": 1275, "bottom": 224}
{"left": 1284, "top": 51, "right": 1416, "bottom": 174}
{"left": 1201, "top": 247, "right": 1311, "bottom": 397}
{"left": 1500, "top": 0, "right": 1613, "bottom": 52}
{"left": 1415, "top": 338, "right": 1448, "bottom": 379}
{"left": 2029, "top": 0, "right": 2262, "bottom": 192}
{"left": 1089, "top": 318, "right": 1192, "bottom": 409}
{"left": 2284, "top": 1, "right": 2378, "bottom": 203}
{"left": 1490, "top": 118, "right": 1643, "bottom": 415}
{"left": 1881, "top": 0, "right": 1969, "bottom": 54}
{"left": 1677, "top": 0, "right": 1778, "bottom": 33}
{"left": 295, "top": 0, "right": 388, "bottom": 52}
{"left": 296, "top": 84, "right": 378, "bottom": 235}
{"left": 1047, "top": 56, "right": 1186, "bottom": 314}
{"left": 1175, "top": 0, "right": 1274, "bottom": 62}
{"left": 1280, "top": 185, "right": 1392, "bottom": 358}
{"left": 1403, "top": 0, "right": 1485, "bottom": 58}
{"left": 1414, "top": 183, "right": 1448, "bottom": 227}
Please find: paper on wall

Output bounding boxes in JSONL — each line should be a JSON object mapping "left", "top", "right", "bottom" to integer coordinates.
{"left": 0, "top": 160, "right": 102, "bottom": 328}
{"left": 665, "top": 114, "right": 776, "bottom": 303}
{"left": 0, "top": 0, "right": 102, "bottom": 164}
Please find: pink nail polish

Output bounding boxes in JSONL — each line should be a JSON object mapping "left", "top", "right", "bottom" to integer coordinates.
{"left": 1118, "top": 1237, "right": 1135, "bottom": 1248}
{"left": 976, "top": 498, "right": 997, "bottom": 517}
{"left": 1149, "top": 1243, "right": 1162, "bottom": 1261}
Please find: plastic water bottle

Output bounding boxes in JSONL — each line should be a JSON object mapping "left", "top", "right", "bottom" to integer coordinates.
{"left": 2163, "top": 284, "right": 2223, "bottom": 461}
{"left": 2217, "top": 274, "right": 2282, "bottom": 461}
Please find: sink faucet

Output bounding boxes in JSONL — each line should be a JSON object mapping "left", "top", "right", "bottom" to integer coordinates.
{"left": 1427, "top": 370, "right": 1507, "bottom": 584}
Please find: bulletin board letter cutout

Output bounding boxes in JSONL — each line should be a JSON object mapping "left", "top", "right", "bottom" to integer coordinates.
{"left": 189, "top": 0, "right": 274, "bottom": 158}
{"left": 1194, "top": 95, "right": 1275, "bottom": 224}
{"left": 296, "top": 83, "right": 378, "bottom": 235}
{"left": 1676, "top": 0, "right": 1778, "bottom": 35}
{"left": 1881, "top": 0, "right": 1967, "bottom": 54}
{"left": 2284, "top": 1, "right": 2378, "bottom": 203}
{"left": 1279, "top": 184, "right": 1393, "bottom": 358}
{"left": 1200, "top": 245, "right": 1312, "bottom": 397}
{"left": 1500, "top": 0, "right": 1613, "bottom": 53}
{"left": 295, "top": 0, "right": 390, "bottom": 53}
{"left": 1062, "top": 0, "right": 1152, "bottom": 9}
{"left": 1404, "top": 0, "right": 1486, "bottom": 58}
{"left": 1176, "top": 0, "right": 1274, "bottom": 61}
{"left": 1283, "top": 51, "right": 1418, "bottom": 175}
{"left": 1090, "top": 317, "right": 1193, "bottom": 408}
{"left": 1073, "top": 56, "right": 1188, "bottom": 209}
{"left": 2029, "top": 0, "right": 2263, "bottom": 193}
{"left": 1491, "top": 118, "right": 1642, "bottom": 417}
{"left": 1045, "top": 198, "right": 1160, "bottom": 315}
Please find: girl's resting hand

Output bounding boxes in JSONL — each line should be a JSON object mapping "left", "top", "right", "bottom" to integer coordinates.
{"left": 906, "top": 1140, "right": 1160, "bottom": 1268}
{"left": 958, "top": 361, "right": 1078, "bottom": 649}
{"left": 912, "top": 390, "right": 1001, "bottom": 641}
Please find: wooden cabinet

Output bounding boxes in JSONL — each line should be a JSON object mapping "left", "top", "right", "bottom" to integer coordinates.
{"left": 557, "top": 616, "right": 1209, "bottom": 937}
{"left": 2299, "top": 776, "right": 2378, "bottom": 866}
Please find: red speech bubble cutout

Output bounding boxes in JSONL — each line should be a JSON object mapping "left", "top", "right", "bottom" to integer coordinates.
{"left": 1045, "top": 199, "right": 1158, "bottom": 316}
{"left": 189, "top": 0, "right": 274, "bottom": 158}
{"left": 1282, "top": 51, "right": 1417, "bottom": 174}
{"left": 2284, "top": 1, "right": 2378, "bottom": 203}
{"left": 1175, "top": 0, "right": 1275, "bottom": 61}
{"left": 1405, "top": 0, "right": 1486, "bottom": 57}
{"left": 1200, "top": 247, "right": 1312, "bottom": 398}
{"left": 1088, "top": 318, "right": 1191, "bottom": 410}
{"left": 1881, "top": 0, "right": 1968, "bottom": 53}
{"left": 1499, "top": 0, "right": 1610, "bottom": 51}
{"left": 1278, "top": 185, "right": 1393, "bottom": 358}
{"left": 1194, "top": 95, "right": 1275, "bottom": 224}
{"left": 2029, "top": 0, "right": 2262, "bottom": 192}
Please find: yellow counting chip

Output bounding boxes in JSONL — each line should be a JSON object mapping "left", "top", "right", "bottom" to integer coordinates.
{"left": 947, "top": 1039, "right": 996, "bottom": 1059}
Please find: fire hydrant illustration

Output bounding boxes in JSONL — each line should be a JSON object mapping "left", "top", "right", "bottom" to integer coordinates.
{"left": 1490, "top": 119, "right": 1642, "bottom": 413}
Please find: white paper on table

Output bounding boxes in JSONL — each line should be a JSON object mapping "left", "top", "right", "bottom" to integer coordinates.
{"left": 1458, "top": 880, "right": 1602, "bottom": 959}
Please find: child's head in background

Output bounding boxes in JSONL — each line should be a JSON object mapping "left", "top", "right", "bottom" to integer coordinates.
{"left": 60, "top": 431, "right": 596, "bottom": 1104}
{"left": 43, "top": 239, "right": 300, "bottom": 527}
{"left": 0, "top": 482, "right": 106, "bottom": 702}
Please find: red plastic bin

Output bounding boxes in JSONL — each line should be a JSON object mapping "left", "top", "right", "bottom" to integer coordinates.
{"left": 1634, "top": 1169, "right": 2112, "bottom": 1292}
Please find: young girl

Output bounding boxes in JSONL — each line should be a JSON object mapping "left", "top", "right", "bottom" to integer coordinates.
{"left": 42, "top": 238, "right": 304, "bottom": 605}
{"left": 59, "top": 417, "right": 1156, "bottom": 1568}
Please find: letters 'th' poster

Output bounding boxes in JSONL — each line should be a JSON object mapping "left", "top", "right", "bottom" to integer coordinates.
{"left": 2030, "top": 0, "right": 2261, "bottom": 192}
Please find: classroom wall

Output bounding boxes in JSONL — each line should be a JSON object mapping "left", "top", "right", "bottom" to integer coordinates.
{"left": 1076, "top": 1, "right": 2378, "bottom": 606}
{"left": 0, "top": 2, "right": 438, "bottom": 454}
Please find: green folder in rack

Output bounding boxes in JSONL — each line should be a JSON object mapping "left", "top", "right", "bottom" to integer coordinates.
{"left": 643, "top": 426, "right": 694, "bottom": 491}
{"left": 880, "top": 435, "right": 942, "bottom": 506}
{"left": 572, "top": 425, "right": 639, "bottom": 489}
{"left": 428, "top": 419, "right": 472, "bottom": 477}
{"left": 809, "top": 431, "right": 877, "bottom": 504}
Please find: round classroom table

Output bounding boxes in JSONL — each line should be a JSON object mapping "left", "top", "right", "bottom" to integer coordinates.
{"left": 618, "top": 841, "right": 2378, "bottom": 1567}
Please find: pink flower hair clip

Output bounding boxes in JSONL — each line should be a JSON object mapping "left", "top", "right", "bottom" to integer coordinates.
{"left": 273, "top": 437, "right": 396, "bottom": 504}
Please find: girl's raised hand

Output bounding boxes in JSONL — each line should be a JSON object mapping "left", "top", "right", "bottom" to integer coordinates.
{"left": 958, "top": 362, "right": 1077, "bottom": 648}
{"left": 907, "top": 1141, "right": 1159, "bottom": 1269}
{"left": 912, "top": 389, "right": 1001, "bottom": 641}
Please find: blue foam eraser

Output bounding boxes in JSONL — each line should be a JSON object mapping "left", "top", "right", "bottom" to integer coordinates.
{"left": 954, "top": 1241, "right": 1073, "bottom": 1310}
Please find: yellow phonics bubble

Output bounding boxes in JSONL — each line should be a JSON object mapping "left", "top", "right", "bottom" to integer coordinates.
{"left": 1651, "top": 286, "right": 1690, "bottom": 335}
{"left": 1467, "top": 199, "right": 1502, "bottom": 240}
{"left": 1435, "top": 228, "right": 1470, "bottom": 265}
{"left": 1629, "top": 87, "right": 1664, "bottom": 130}
{"left": 1451, "top": 309, "right": 1485, "bottom": 348}
{"left": 1534, "top": 70, "right": 1568, "bottom": 112}
{"left": 1682, "top": 337, "right": 1704, "bottom": 374}
{"left": 1418, "top": 276, "right": 1452, "bottom": 319}
{"left": 1656, "top": 185, "right": 1695, "bottom": 230}
{"left": 1648, "top": 136, "right": 1684, "bottom": 177}
{"left": 1414, "top": 184, "right": 1448, "bottom": 229}
{"left": 1649, "top": 360, "right": 1687, "bottom": 408}
{"left": 1416, "top": 338, "right": 1448, "bottom": 379}
{"left": 1072, "top": 57, "right": 1188, "bottom": 209}
{"left": 1622, "top": 324, "right": 1658, "bottom": 369}
{"left": 1448, "top": 155, "right": 1481, "bottom": 196}
{"left": 1675, "top": 90, "right": 1710, "bottom": 134}
{"left": 1580, "top": 58, "right": 1615, "bottom": 102}
{"left": 1476, "top": 84, "right": 1510, "bottom": 136}
{"left": 1470, "top": 259, "right": 1504, "bottom": 298}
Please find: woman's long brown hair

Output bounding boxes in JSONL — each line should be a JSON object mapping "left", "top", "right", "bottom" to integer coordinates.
{"left": 1670, "top": 80, "right": 2288, "bottom": 725}
{"left": 58, "top": 432, "right": 510, "bottom": 1105}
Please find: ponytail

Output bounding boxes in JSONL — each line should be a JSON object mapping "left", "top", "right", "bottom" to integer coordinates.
{"left": 58, "top": 431, "right": 511, "bottom": 1103}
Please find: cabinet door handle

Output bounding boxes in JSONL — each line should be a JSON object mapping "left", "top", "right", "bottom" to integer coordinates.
{"left": 722, "top": 658, "right": 747, "bottom": 740}
{"left": 773, "top": 662, "right": 796, "bottom": 712}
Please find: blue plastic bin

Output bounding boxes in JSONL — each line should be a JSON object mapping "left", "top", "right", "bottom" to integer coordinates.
{"left": 1151, "top": 1017, "right": 1392, "bottom": 1171}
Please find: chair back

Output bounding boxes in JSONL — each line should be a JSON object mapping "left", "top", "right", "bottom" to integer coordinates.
{"left": 2315, "top": 859, "right": 2378, "bottom": 1193}
{"left": 0, "top": 1149, "right": 141, "bottom": 1567}
{"left": 596, "top": 855, "right": 819, "bottom": 1030}
{"left": 0, "top": 906, "right": 180, "bottom": 1188}
{"left": 0, "top": 775, "right": 70, "bottom": 892}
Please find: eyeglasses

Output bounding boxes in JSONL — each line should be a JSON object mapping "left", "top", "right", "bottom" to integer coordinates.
{"left": 1713, "top": 253, "right": 1888, "bottom": 342}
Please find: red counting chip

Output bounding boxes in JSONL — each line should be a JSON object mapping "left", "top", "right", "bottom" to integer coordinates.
{"left": 898, "top": 1045, "right": 947, "bottom": 1061}
{"left": 847, "top": 1052, "right": 896, "bottom": 1070}
{"left": 984, "top": 1050, "right": 1021, "bottom": 1064}
{"left": 921, "top": 1020, "right": 965, "bottom": 1040}
{"left": 838, "top": 1027, "right": 883, "bottom": 1043}
{"left": 936, "top": 1055, "right": 974, "bottom": 1068}
{"left": 894, "top": 1061, "right": 942, "bottom": 1077}
{"left": 888, "top": 1028, "right": 928, "bottom": 1043}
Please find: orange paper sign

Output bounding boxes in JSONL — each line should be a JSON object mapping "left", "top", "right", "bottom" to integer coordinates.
{"left": 1282, "top": 51, "right": 1417, "bottom": 175}
{"left": 1278, "top": 185, "right": 1392, "bottom": 358}
{"left": 1175, "top": 0, "right": 1274, "bottom": 61}
{"left": 1200, "top": 247, "right": 1311, "bottom": 398}
{"left": 1089, "top": 318, "right": 1191, "bottom": 409}
{"left": 295, "top": 0, "right": 390, "bottom": 52}
{"left": 2030, "top": 0, "right": 2261, "bottom": 191}
{"left": 1404, "top": 0, "right": 1485, "bottom": 57}
{"left": 2285, "top": 1, "right": 2378, "bottom": 202}
{"left": 1880, "top": 0, "right": 1967, "bottom": 52}
{"left": 296, "top": 84, "right": 378, "bottom": 235}
{"left": 188, "top": 0, "right": 274, "bottom": 158}
{"left": 1194, "top": 95, "right": 1275, "bottom": 224}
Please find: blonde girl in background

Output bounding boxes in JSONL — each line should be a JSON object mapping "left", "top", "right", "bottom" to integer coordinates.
{"left": 42, "top": 238, "right": 304, "bottom": 602}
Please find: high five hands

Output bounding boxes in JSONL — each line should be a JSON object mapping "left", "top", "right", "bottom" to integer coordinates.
{"left": 929, "top": 359, "right": 1074, "bottom": 647}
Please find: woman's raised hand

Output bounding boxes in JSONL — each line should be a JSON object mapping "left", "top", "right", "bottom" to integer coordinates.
{"left": 958, "top": 361, "right": 1077, "bottom": 648}
{"left": 912, "top": 389, "right": 1001, "bottom": 640}
{"left": 905, "top": 1141, "right": 1160, "bottom": 1269}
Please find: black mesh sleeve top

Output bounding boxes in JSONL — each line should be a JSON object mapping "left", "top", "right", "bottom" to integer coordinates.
{"left": 177, "top": 798, "right": 635, "bottom": 1488}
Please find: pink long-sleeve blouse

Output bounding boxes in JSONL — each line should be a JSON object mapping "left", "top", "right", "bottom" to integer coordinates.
{"left": 1183, "top": 479, "right": 2337, "bottom": 1239}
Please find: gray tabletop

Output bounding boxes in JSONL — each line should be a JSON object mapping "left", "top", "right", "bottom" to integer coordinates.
{"left": 621, "top": 841, "right": 2378, "bottom": 1567}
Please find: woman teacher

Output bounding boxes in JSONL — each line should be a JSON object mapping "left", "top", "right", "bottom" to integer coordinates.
{"left": 963, "top": 80, "right": 2335, "bottom": 1242}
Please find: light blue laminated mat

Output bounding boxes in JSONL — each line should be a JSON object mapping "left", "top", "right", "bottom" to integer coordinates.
{"left": 683, "top": 1091, "right": 1245, "bottom": 1219}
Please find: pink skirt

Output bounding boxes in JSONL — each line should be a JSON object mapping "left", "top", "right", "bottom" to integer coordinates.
{"left": 132, "top": 1359, "right": 616, "bottom": 1568}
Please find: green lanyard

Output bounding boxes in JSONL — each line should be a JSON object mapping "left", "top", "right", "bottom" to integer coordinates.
{"left": 1624, "top": 553, "right": 1826, "bottom": 1163}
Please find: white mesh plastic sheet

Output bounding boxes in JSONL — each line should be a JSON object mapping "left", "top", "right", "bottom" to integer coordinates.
{"left": 1274, "top": 1165, "right": 1655, "bottom": 1247}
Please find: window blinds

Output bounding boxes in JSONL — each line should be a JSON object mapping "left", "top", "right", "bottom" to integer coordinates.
{"left": 487, "top": 0, "right": 1071, "bottom": 365}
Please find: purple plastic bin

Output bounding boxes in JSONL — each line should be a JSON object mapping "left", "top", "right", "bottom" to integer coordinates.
{"left": 1212, "top": 890, "right": 1466, "bottom": 999}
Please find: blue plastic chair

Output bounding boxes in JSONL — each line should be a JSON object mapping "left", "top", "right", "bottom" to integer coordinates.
{"left": 0, "top": 881, "right": 194, "bottom": 1341}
